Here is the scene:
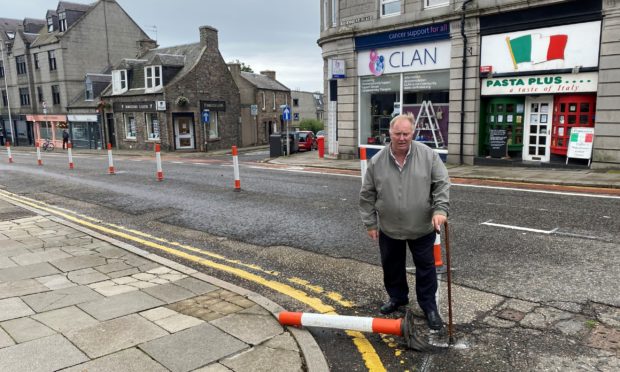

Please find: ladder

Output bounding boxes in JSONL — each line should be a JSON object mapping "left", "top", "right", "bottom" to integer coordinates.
{"left": 413, "top": 100, "right": 445, "bottom": 149}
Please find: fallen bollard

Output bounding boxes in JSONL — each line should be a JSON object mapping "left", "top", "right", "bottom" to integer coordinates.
{"left": 279, "top": 308, "right": 434, "bottom": 351}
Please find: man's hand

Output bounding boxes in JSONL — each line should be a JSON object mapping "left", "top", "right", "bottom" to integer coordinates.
{"left": 432, "top": 214, "right": 447, "bottom": 233}
{"left": 367, "top": 229, "right": 379, "bottom": 241}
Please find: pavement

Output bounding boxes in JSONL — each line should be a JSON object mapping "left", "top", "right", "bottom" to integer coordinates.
{"left": 0, "top": 198, "right": 328, "bottom": 372}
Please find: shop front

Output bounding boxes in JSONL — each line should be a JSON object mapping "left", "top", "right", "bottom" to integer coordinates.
{"left": 67, "top": 114, "right": 103, "bottom": 149}
{"left": 26, "top": 114, "right": 68, "bottom": 148}
{"left": 355, "top": 23, "right": 451, "bottom": 158}
{"left": 111, "top": 101, "right": 164, "bottom": 151}
{"left": 479, "top": 20, "right": 601, "bottom": 165}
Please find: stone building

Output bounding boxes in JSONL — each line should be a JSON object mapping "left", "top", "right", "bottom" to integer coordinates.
{"left": 0, "top": 0, "right": 153, "bottom": 149}
{"left": 102, "top": 26, "right": 240, "bottom": 152}
{"left": 318, "top": 0, "right": 620, "bottom": 169}
{"left": 291, "top": 90, "right": 324, "bottom": 124}
{"left": 228, "top": 64, "right": 291, "bottom": 147}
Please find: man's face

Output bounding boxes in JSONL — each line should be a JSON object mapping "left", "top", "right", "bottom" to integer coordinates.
{"left": 389, "top": 118, "right": 413, "bottom": 152}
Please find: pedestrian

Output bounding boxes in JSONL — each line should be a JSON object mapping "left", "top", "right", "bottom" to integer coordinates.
{"left": 359, "top": 114, "right": 450, "bottom": 330}
{"left": 62, "top": 129, "right": 69, "bottom": 150}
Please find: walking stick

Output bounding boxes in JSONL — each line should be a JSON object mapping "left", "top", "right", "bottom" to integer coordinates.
{"left": 444, "top": 221, "right": 455, "bottom": 345}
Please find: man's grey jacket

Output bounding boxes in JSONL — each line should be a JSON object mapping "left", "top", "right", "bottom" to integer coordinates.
{"left": 359, "top": 141, "right": 450, "bottom": 240}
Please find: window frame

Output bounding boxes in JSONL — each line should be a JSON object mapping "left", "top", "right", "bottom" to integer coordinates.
{"left": 48, "top": 50, "right": 57, "bottom": 71}
{"left": 58, "top": 12, "right": 67, "bottom": 32}
{"left": 112, "top": 70, "right": 128, "bottom": 94}
{"left": 331, "top": 0, "right": 338, "bottom": 27}
{"left": 47, "top": 17, "right": 54, "bottom": 32}
{"left": 0, "top": 60, "right": 4, "bottom": 78}
{"left": 424, "top": 0, "right": 449, "bottom": 9}
{"left": 85, "top": 80, "right": 93, "bottom": 101}
{"left": 145, "top": 112, "right": 160, "bottom": 140}
{"left": 380, "top": 0, "right": 401, "bottom": 17}
{"left": 19, "top": 87, "right": 30, "bottom": 106}
{"left": 1, "top": 90, "right": 7, "bottom": 107}
{"left": 124, "top": 113, "right": 137, "bottom": 139}
{"left": 34, "top": 53, "right": 40, "bottom": 69}
{"left": 51, "top": 85, "right": 61, "bottom": 105}
{"left": 272, "top": 92, "right": 276, "bottom": 110}
{"left": 261, "top": 91, "right": 266, "bottom": 110}
{"left": 16, "top": 55, "right": 27, "bottom": 75}
{"left": 144, "top": 65, "right": 162, "bottom": 92}
{"left": 293, "top": 98, "right": 299, "bottom": 107}
{"left": 37, "top": 86, "right": 44, "bottom": 103}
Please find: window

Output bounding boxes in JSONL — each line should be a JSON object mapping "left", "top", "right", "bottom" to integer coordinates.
{"left": 37, "top": 86, "right": 44, "bottom": 103}
{"left": 331, "top": 0, "right": 338, "bottom": 26}
{"left": 124, "top": 113, "right": 137, "bottom": 139}
{"left": 48, "top": 50, "right": 57, "bottom": 71}
{"left": 1, "top": 90, "right": 7, "bottom": 107}
{"left": 272, "top": 92, "right": 276, "bottom": 110}
{"left": 261, "top": 91, "right": 265, "bottom": 110}
{"left": 0, "top": 60, "right": 4, "bottom": 78}
{"left": 47, "top": 17, "right": 54, "bottom": 32}
{"left": 144, "top": 65, "right": 162, "bottom": 91}
{"left": 51, "top": 85, "right": 60, "bottom": 105}
{"left": 381, "top": 0, "right": 400, "bottom": 17}
{"left": 293, "top": 98, "right": 299, "bottom": 107}
{"left": 85, "top": 80, "right": 93, "bottom": 101}
{"left": 58, "top": 12, "right": 67, "bottom": 32}
{"left": 16, "top": 55, "right": 27, "bottom": 75}
{"left": 208, "top": 112, "right": 219, "bottom": 139}
{"left": 323, "top": 0, "right": 329, "bottom": 30}
{"left": 112, "top": 70, "right": 127, "bottom": 94}
{"left": 34, "top": 53, "right": 40, "bottom": 69}
{"left": 146, "top": 113, "right": 160, "bottom": 140}
{"left": 19, "top": 88, "right": 30, "bottom": 106}
{"left": 425, "top": 0, "right": 449, "bottom": 8}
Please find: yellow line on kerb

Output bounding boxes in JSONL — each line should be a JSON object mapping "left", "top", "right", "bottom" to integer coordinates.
{"left": 0, "top": 190, "right": 386, "bottom": 372}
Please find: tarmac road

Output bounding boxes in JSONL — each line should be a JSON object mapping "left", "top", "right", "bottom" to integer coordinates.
{"left": 1, "top": 150, "right": 618, "bottom": 371}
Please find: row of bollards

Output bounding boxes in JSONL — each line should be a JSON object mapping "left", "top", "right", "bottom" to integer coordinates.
{"left": 4, "top": 141, "right": 243, "bottom": 190}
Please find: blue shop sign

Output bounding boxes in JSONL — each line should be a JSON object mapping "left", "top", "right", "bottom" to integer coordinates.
{"left": 355, "top": 23, "right": 450, "bottom": 50}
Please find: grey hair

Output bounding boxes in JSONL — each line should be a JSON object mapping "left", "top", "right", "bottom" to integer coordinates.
{"left": 389, "top": 113, "right": 415, "bottom": 131}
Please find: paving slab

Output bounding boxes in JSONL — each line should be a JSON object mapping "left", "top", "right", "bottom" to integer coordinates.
{"left": 31, "top": 306, "right": 99, "bottom": 333}
{"left": 61, "top": 347, "right": 168, "bottom": 372}
{"left": 0, "top": 262, "right": 60, "bottom": 282}
{"left": 0, "top": 334, "right": 88, "bottom": 372}
{"left": 220, "top": 345, "right": 303, "bottom": 372}
{"left": 140, "top": 306, "right": 178, "bottom": 321}
{"left": 67, "top": 268, "right": 109, "bottom": 285}
{"left": 95, "top": 261, "right": 134, "bottom": 274}
{"left": 77, "top": 290, "right": 164, "bottom": 321}
{"left": 0, "top": 278, "right": 50, "bottom": 299}
{"left": 0, "top": 317, "right": 56, "bottom": 343}
{"left": 0, "top": 256, "right": 17, "bottom": 269}
{"left": 264, "top": 332, "right": 301, "bottom": 353}
{"left": 11, "top": 249, "right": 71, "bottom": 266}
{"left": 154, "top": 313, "right": 204, "bottom": 333}
{"left": 0, "top": 327, "right": 15, "bottom": 348}
{"left": 170, "top": 277, "right": 218, "bottom": 296}
{"left": 22, "top": 285, "right": 103, "bottom": 313}
{"left": 36, "top": 274, "right": 76, "bottom": 290}
{"left": 194, "top": 363, "right": 233, "bottom": 372}
{"left": 0, "top": 297, "right": 35, "bottom": 321}
{"left": 211, "top": 312, "right": 284, "bottom": 345}
{"left": 65, "top": 314, "right": 168, "bottom": 359}
{"left": 49, "top": 255, "right": 107, "bottom": 272}
{"left": 139, "top": 323, "right": 248, "bottom": 372}
{"left": 142, "top": 283, "right": 196, "bottom": 304}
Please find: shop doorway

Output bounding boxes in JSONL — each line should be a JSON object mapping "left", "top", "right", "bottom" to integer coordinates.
{"left": 480, "top": 97, "right": 524, "bottom": 157}
{"left": 523, "top": 96, "right": 553, "bottom": 162}
{"left": 173, "top": 114, "right": 195, "bottom": 149}
{"left": 551, "top": 95, "right": 596, "bottom": 156}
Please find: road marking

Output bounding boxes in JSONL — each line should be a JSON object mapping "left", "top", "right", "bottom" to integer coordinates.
{"left": 0, "top": 189, "right": 386, "bottom": 372}
{"left": 453, "top": 183, "right": 620, "bottom": 199}
{"left": 248, "top": 165, "right": 360, "bottom": 178}
{"left": 170, "top": 161, "right": 184, "bottom": 164}
{"left": 481, "top": 220, "right": 558, "bottom": 234}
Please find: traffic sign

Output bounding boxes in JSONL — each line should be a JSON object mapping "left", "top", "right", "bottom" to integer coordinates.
{"left": 282, "top": 106, "right": 291, "bottom": 121}
{"left": 202, "top": 109, "right": 210, "bottom": 123}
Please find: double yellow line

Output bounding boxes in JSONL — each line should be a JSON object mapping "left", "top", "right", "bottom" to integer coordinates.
{"left": 0, "top": 189, "right": 386, "bottom": 372}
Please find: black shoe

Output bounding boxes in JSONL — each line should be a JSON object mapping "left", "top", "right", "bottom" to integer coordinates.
{"left": 426, "top": 310, "right": 443, "bottom": 330}
{"left": 380, "top": 299, "right": 408, "bottom": 315}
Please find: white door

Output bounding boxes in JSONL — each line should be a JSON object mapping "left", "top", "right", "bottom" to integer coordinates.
{"left": 174, "top": 116, "right": 194, "bottom": 149}
{"left": 523, "top": 96, "right": 552, "bottom": 162}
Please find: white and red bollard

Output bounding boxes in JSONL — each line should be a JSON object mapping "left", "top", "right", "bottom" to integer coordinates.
{"left": 434, "top": 233, "right": 443, "bottom": 268}
{"left": 67, "top": 142, "right": 74, "bottom": 169}
{"left": 232, "top": 146, "right": 240, "bottom": 192}
{"left": 155, "top": 143, "right": 163, "bottom": 181}
{"left": 36, "top": 142, "right": 42, "bottom": 166}
{"left": 360, "top": 146, "right": 367, "bottom": 181}
{"left": 6, "top": 141, "right": 13, "bottom": 163}
{"left": 107, "top": 143, "right": 115, "bottom": 174}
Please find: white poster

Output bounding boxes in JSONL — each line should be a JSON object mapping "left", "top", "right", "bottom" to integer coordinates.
{"left": 567, "top": 127, "right": 594, "bottom": 160}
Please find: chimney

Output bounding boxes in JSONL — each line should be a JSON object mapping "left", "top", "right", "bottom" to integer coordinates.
{"left": 260, "top": 70, "right": 276, "bottom": 81}
{"left": 228, "top": 63, "right": 241, "bottom": 77}
{"left": 199, "top": 25, "right": 218, "bottom": 50}
{"left": 136, "top": 39, "right": 157, "bottom": 57}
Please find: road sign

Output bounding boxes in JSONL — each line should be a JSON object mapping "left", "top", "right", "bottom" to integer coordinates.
{"left": 250, "top": 104, "right": 258, "bottom": 116}
{"left": 293, "top": 113, "right": 299, "bottom": 121}
{"left": 202, "top": 109, "right": 210, "bottom": 124}
{"left": 282, "top": 106, "right": 291, "bottom": 121}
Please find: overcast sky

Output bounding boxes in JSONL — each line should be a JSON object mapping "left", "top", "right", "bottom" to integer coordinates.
{"left": 4, "top": 0, "right": 323, "bottom": 92}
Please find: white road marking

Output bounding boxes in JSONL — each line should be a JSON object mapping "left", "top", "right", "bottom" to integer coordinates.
{"left": 481, "top": 220, "right": 558, "bottom": 234}
{"left": 170, "top": 161, "right": 184, "bottom": 164}
{"left": 247, "top": 165, "right": 359, "bottom": 178}
{"left": 453, "top": 183, "right": 620, "bottom": 199}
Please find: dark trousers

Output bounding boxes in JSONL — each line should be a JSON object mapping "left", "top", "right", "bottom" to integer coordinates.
{"left": 62, "top": 139, "right": 68, "bottom": 149}
{"left": 379, "top": 230, "right": 437, "bottom": 314}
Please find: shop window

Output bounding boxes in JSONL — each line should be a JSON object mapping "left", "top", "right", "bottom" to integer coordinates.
{"left": 146, "top": 113, "right": 160, "bottom": 140}
{"left": 360, "top": 74, "right": 400, "bottom": 145}
{"left": 124, "top": 114, "right": 137, "bottom": 139}
{"left": 209, "top": 112, "right": 219, "bottom": 139}
{"left": 551, "top": 94, "right": 596, "bottom": 156}
{"left": 381, "top": 0, "right": 400, "bottom": 17}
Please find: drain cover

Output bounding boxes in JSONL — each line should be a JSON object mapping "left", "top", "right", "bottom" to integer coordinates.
{"left": 586, "top": 324, "right": 620, "bottom": 353}
{"left": 497, "top": 308, "right": 525, "bottom": 322}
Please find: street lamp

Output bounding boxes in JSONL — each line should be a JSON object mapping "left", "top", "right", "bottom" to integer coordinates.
{"left": 0, "top": 41, "right": 15, "bottom": 145}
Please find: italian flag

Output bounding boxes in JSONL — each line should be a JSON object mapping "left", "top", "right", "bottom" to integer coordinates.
{"left": 506, "top": 34, "right": 568, "bottom": 69}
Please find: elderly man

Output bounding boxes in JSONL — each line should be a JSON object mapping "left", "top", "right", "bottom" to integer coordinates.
{"left": 359, "top": 114, "right": 450, "bottom": 330}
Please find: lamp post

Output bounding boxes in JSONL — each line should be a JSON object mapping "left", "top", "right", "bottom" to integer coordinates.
{"left": 0, "top": 41, "right": 15, "bottom": 145}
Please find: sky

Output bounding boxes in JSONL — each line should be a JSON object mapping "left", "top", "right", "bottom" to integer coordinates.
{"left": 3, "top": 0, "right": 324, "bottom": 92}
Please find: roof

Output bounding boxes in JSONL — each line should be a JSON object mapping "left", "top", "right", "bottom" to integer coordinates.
{"left": 0, "top": 18, "right": 21, "bottom": 34}
{"left": 86, "top": 73, "right": 112, "bottom": 83}
{"left": 23, "top": 18, "right": 46, "bottom": 33}
{"left": 32, "top": 1, "right": 94, "bottom": 48}
{"left": 150, "top": 53, "right": 185, "bottom": 67}
{"left": 22, "top": 32, "right": 39, "bottom": 44}
{"left": 58, "top": 1, "right": 93, "bottom": 13}
{"left": 240, "top": 71, "right": 289, "bottom": 91}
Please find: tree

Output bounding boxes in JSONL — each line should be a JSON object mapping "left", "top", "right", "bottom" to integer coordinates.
{"left": 229, "top": 59, "right": 253, "bottom": 73}
{"left": 299, "top": 118, "right": 324, "bottom": 134}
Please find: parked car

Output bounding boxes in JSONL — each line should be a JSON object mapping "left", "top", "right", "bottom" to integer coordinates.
{"left": 297, "top": 131, "right": 317, "bottom": 151}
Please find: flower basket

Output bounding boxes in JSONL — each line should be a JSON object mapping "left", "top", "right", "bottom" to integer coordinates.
{"left": 175, "top": 96, "right": 189, "bottom": 107}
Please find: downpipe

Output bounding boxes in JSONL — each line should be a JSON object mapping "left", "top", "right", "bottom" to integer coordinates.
{"left": 460, "top": 0, "right": 473, "bottom": 165}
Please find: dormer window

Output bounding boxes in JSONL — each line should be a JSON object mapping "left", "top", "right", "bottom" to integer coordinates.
{"left": 47, "top": 17, "right": 54, "bottom": 32}
{"left": 58, "top": 12, "right": 67, "bottom": 32}
{"left": 85, "top": 79, "right": 93, "bottom": 101}
{"left": 144, "top": 65, "right": 162, "bottom": 92}
{"left": 112, "top": 70, "right": 128, "bottom": 95}
{"left": 6, "top": 31, "right": 15, "bottom": 40}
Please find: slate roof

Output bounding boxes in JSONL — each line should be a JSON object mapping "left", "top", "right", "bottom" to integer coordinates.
{"left": 58, "top": 1, "right": 93, "bottom": 13}
{"left": 241, "top": 71, "right": 289, "bottom": 92}
{"left": 0, "top": 18, "right": 21, "bottom": 34}
{"left": 151, "top": 53, "right": 185, "bottom": 67}
{"left": 23, "top": 18, "right": 46, "bottom": 33}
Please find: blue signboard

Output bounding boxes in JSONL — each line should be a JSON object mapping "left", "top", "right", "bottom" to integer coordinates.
{"left": 202, "top": 109, "right": 210, "bottom": 124}
{"left": 282, "top": 106, "right": 291, "bottom": 121}
{"left": 355, "top": 23, "right": 450, "bottom": 51}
